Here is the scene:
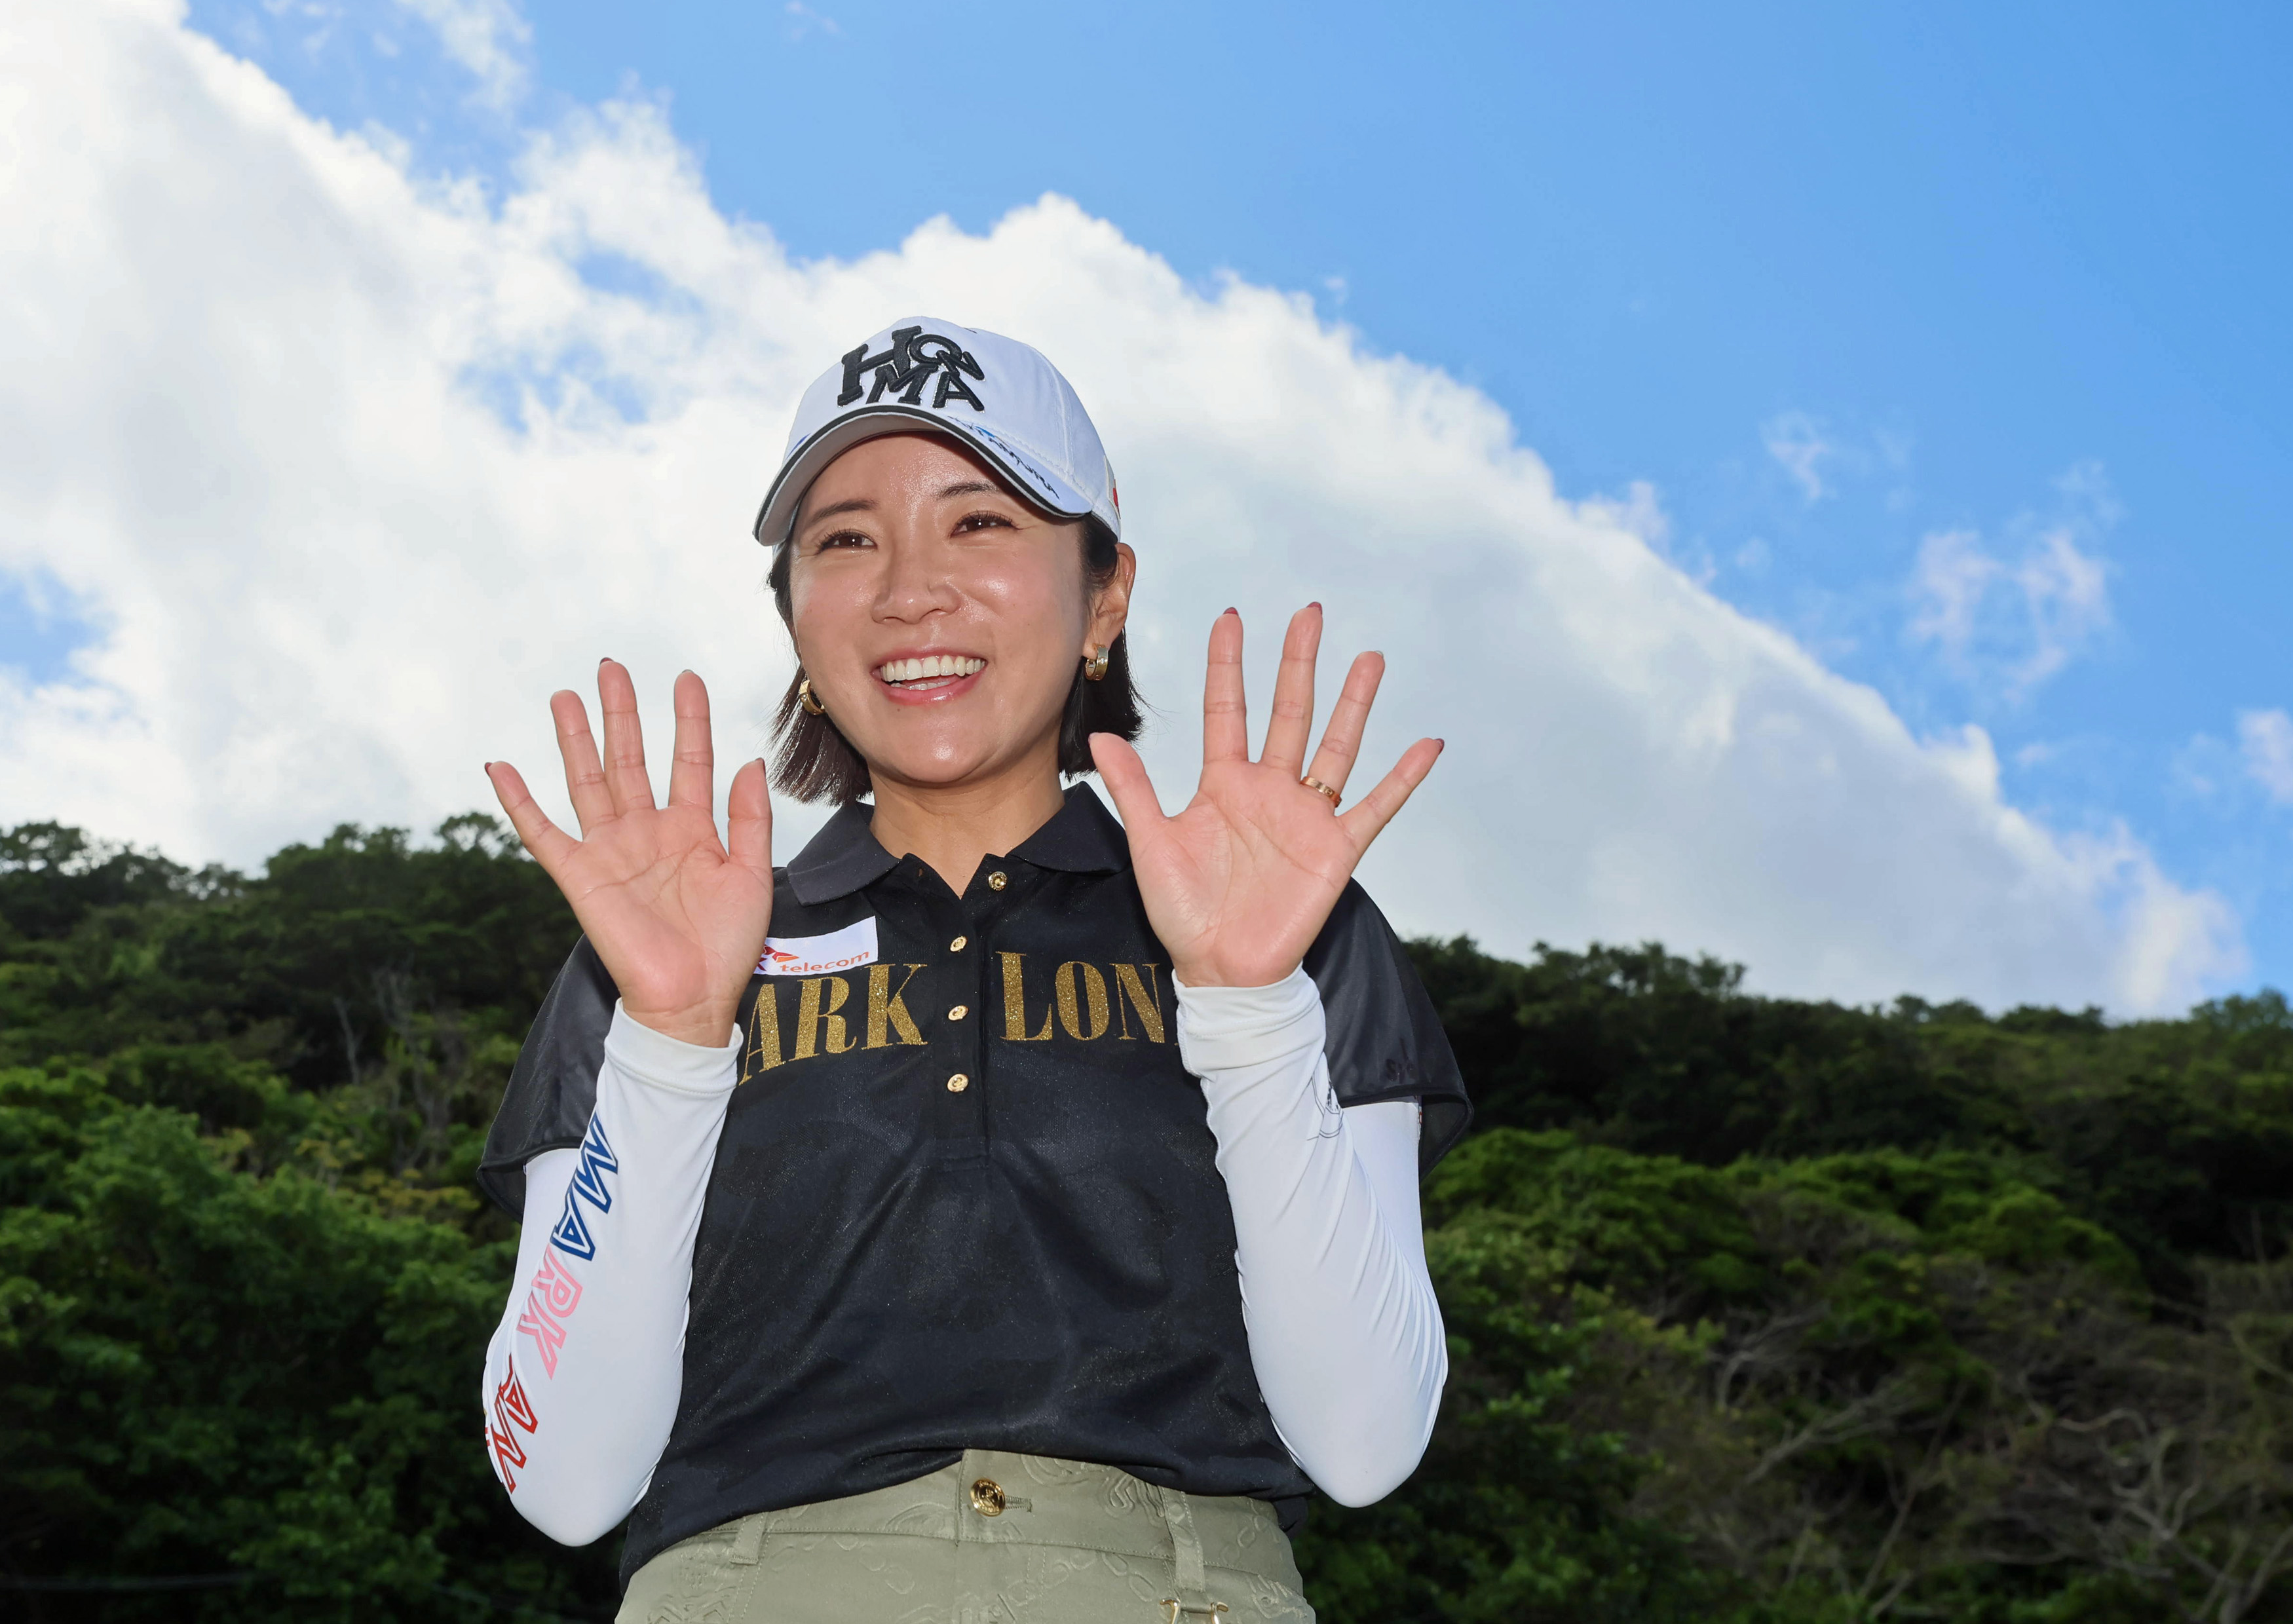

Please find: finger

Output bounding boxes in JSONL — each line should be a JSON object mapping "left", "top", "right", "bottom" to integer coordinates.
{"left": 485, "top": 761, "right": 580, "bottom": 875}
{"left": 726, "top": 757, "right": 774, "bottom": 888}
{"left": 1202, "top": 609, "right": 1247, "bottom": 765}
{"left": 1260, "top": 603, "right": 1322, "bottom": 776}
{"left": 1090, "top": 733, "right": 1169, "bottom": 834}
{"left": 668, "top": 670, "right": 714, "bottom": 812}
{"left": 551, "top": 689, "right": 613, "bottom": 834}
{"left": 597, "top": 658, "right": 656, "bottom": 814}
{"left": 1338, "top": 737, "right": 1445, "bottom": 852}
{"left": 1304, "top": 651, "right": 1384, "bottom": 795}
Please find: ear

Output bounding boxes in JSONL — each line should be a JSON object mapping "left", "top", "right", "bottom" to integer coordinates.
{"left": 1085, "top": 541, "right": 1137, "bottom": 654}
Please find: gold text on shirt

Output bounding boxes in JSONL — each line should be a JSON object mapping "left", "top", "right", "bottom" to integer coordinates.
{"left": 999, "top": 953, "right": 1167, "bottom": 1045}
{"left": 866, "top": 963, "right": 926, "bottom": 1049}
{"left": 742, "top": 965, "right": 928, "bottom": 1076}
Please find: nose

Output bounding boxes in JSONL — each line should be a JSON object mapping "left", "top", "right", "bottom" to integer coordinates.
{"left": 872, "top": 532, "right": 957, "bottom": 625}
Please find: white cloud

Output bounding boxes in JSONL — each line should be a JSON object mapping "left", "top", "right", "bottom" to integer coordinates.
{"left": 784, "top": 2, "right": 841, "bottom": 41}
{"left": 1761, "top": 413, "right": 1915, "bottom": 510}
{"left": 2015, "top": 527, "right": 2112, "bottom": 687}
{"left": 2241, "top": 709, "right": 2293, "bottom": 806}
{"left": 392, "top": 0, "right": 529, "bottom": 104}
{"left": 1906, "top": 474, "right": 2115, "bottom": 700}
{"left": 1906, "top": 529, "right": 2001, "bottom": 656}
{"left": 1762, "top": 411, "right": 1832, "bottom": 502}
{"left": 0, "top": 0, "right": 2245, "bottom": 1015}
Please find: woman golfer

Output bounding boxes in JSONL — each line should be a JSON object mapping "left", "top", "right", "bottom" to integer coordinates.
{"left": 476, "top": 319, "right": 1469, "bottom": 1623}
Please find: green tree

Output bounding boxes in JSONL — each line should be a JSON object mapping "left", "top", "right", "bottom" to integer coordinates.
{"left": 9, "top": 820, "right": 2293, "bottom": 1619}
{"left": 0, "top": 1059, "right": 620, "bottom": 1619}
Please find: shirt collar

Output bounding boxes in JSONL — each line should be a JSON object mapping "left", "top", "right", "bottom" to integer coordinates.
{"left": 783, "top": 782, "right": 1129, "bottom": 906}
{"left": 1014, "top": 783, "right": 1131, "bottom": 875}
{"left": 782, "top": 801, "right": 897, "bottom": 905}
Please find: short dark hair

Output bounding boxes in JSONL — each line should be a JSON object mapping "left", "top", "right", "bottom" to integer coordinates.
{"left": 766, "top": 516, "right": 1145, "bottom": 804}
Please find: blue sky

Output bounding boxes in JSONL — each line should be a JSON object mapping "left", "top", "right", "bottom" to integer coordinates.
{"left": 119, "top": 1, "right": 2293, "bottom": 994}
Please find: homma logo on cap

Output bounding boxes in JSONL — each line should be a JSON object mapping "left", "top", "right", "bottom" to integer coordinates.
{"left": 837, "top": 327, "right": 987, "bottom": 412}
{"left": 753, "top": 316, "right": 1119, "bottom": 548}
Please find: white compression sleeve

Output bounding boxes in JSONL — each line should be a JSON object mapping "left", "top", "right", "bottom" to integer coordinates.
{"left": 480, "top": 1004, "right": 740, "bottom": 1545}
{"left": 1175, "top": 968, "right": 1448, "bottom": 1505}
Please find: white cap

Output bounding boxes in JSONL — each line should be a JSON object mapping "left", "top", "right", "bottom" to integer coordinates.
{"left": 752, "top": 318, "right": 1121, "bottom": 547}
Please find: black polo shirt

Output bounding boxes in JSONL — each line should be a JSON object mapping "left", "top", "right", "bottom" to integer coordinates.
{"left": 480, "top": 784, "right": 1469, "bottom": 1583}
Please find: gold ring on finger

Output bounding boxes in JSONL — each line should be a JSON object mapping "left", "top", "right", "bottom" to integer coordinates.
{"left": 1300, "top": 775, "right": 1342, "bottom": 809}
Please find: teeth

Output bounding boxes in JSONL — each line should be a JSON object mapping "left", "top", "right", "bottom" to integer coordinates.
{"left": 877, "top": 655, "right": 986, "bottom": 683}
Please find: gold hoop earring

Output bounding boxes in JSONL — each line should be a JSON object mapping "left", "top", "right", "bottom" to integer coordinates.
{"left": 1084, "top": 645, "right": 1110, "bottom": 682}
{"left": 797, "top": 676, "right": 827, "bottom": 717}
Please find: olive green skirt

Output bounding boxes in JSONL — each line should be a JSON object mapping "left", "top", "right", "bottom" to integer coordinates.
{"left": 615, "top": 1450, "right": 1315, "bottom": 1624}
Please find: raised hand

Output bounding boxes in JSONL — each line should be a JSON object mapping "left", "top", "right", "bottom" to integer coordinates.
{"left": 484, "top": 662, "right": 774, "bottom": 1047}
{"left": 1090, "top": 605, "right": 1442, "bottom": 990}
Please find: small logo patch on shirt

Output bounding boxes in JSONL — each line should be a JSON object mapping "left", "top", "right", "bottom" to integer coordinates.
{"left": 757, "top": 917, "right": 879, "bottom": 977}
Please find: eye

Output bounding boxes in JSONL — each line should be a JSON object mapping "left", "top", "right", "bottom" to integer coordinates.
{"left": 953, "top": 510, "right": 1016, "bottom": 534}
{"left": 812, "top": 529, "right": 873, "bottom": 553}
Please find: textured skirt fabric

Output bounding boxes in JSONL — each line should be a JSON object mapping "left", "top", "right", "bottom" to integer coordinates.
{"left": 614, "top": 1450, "right": 1316, "bottom": 1624}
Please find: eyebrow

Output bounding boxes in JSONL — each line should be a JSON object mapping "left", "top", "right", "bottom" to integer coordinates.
{"left": 801, "top": 495, "right": 875, "bottom": 526}
{"left": 798, "top": 480, "right": 1013, "bottom": 532}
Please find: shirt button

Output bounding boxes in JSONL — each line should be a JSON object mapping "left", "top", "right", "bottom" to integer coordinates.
{"left": 987, "top": 871, "right": 1008, "bottom": 891}
{"left": 947, "top": 1073, "right": 970, "bottom": 1093}
{"left": 950, "top": 935, "right": 968, "bottom": 952}
{"left": 949, "top": 1004, "right": 969, "bottom": 1021}
{"left": 970, "top": 1478, "right": 1006, "bottom": 1516}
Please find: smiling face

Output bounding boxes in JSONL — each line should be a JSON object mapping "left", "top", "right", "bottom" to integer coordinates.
{"left": 786, "top": 432, "right": 1134, "bottom": 797}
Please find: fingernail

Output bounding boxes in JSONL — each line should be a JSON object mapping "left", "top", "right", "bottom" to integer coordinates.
{"left": 1435, "top": 739, "right": 1447, "bottom": 750}
{"left": 1309, "top": 601, "right": 1322, "bottom": 611}
{"left": 1223, "top": 607, "right": 1237, "bottom": 616}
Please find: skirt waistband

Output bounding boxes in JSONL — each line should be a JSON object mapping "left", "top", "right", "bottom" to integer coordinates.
{"left": 619, "top": 1454, "right": 1312, "bottom": 1623}
{"left": 723, "top": 1450, "right": 1285, "bottom": 1579}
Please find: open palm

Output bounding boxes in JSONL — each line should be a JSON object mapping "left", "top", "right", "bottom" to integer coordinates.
{"left": 484, "top": 662, "right": 774, "bottom": 1048}
{"left": 1091, "top": 606, "right": 1443, "bottom": 989}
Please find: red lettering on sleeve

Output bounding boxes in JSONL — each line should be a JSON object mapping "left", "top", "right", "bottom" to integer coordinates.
{"left": 518, "top": 1293, "right": 568, "bottom": 1376}
{"left": 515, "top": 1247, "right": 585, "bottom": 1377}
{"left": 535, "top": 1249, "right": 584, "bottom": 1318}
{"left": 489, "top": 1355, "right": 540, "bottom": 1490}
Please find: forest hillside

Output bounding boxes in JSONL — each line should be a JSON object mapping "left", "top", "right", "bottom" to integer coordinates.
{"left": 5, "top": 817, "right": 2292, "bottom": 1622}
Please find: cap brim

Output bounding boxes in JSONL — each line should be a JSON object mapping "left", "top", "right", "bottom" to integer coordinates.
{"left": 752, "top": 406, "right": 1096, "bottom": 546}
